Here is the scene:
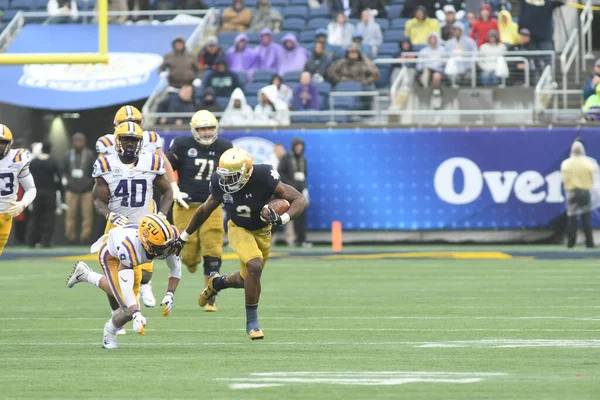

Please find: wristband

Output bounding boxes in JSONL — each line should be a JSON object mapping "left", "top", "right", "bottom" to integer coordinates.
{"left": 180, "top": 231, "right": 190, "bottom": 241}
{"left": 166, "top": 290, "right": 174, "bottom": 294}
{"left": 280, "top": 213, "right": 291, "bottom": 225}
{"left": 132, "top": 309, "right": 141, "bottom": 316}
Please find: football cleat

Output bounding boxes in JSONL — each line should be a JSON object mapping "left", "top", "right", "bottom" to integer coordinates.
{"left": 198, "top": 272, "right": 220, "bottom": 307}
{"left": 204, "top": 295, "right": 217, "bottom": 312}
{"left": 66, "top": 261, "right": 92, "bottom": 288}
{"left": 140, "top": 282, "right": 156, "bottom": 307}
{"left": 248, "top": 328, "right": 264, "bottom": 341}
{"left": 103, "top": 321, "right": 118, "bottom": 349}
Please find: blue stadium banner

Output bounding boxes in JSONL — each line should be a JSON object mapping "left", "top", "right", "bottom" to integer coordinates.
{"left": 0, "top": 24, "right": 196, "bottom": 110}
{"left": 160, "top": 127, "right": 596, "bottom": 231}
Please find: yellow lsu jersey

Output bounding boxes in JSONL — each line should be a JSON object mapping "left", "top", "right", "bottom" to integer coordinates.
{"left": 92, "top": 152, "right": 165, "bottom": 223}
{"left": 96, "top": 131, "right": 163, "bottom": 155}
{"left": 0, "top": 148, "right": 31, "bottom": 213}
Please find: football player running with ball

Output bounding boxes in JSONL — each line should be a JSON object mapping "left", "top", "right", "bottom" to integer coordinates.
{"left": 66, "top": 214, "right": 182, "bottom": 349}
{"left": 166, "top": 110, "right": 232, "bottom": 312}
{"left": 173, "top": 148, "right": 307, "bottom": 340}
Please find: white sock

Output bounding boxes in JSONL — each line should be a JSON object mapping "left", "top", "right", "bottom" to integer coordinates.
{"left": 87, "top": 271, "right": 103, "bottom": 288}
{"left": 106, "top": 318, "right": 118, "bottom": 334}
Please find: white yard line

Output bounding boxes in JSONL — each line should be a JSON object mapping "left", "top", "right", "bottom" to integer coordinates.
{"left": 1, "top": 328, "right": 598, "bottom": 333}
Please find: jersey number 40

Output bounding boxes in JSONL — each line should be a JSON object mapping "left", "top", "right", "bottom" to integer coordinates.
{"left": 115, "top": 179, "right": 147, "bottom": 207}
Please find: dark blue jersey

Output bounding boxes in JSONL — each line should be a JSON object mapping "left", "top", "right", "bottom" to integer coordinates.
{"left": 167, "top": 136, "right": 232, "bottom": 203}
{"left": 210, "top": 164, "right": 280, "bottom": 231}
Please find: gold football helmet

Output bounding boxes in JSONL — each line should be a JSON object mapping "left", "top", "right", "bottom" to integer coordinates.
{"left": 114, "top": 105, "right": 143, "bottom": 127}
{"left": 217, "top": 148, "right": 253, "bottom": 193}
{"left": 114, "top": 121, "right": 143, "bottom": 159}
{"left": 0, "top": 124, "right": 13, "bottom": 159}
{"left": 190, "top": 110, "right": 218, "bottom": 146}
{"left": 138, "top": 214, "right": 180, "bottom": 259}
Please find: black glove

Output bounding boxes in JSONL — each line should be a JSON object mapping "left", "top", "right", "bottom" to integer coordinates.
{"left": 171, "top": 238, "right": 187, "bottom": 256}
{"left": 260, "top": 205, "right": 283, "bottom": 225}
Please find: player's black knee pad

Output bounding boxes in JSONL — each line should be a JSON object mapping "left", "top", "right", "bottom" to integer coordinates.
{"left": 203, "top": 256, "right": 222, "bottom": 276}
{"left": 141, "top": 270, "right": 152, "bottom": 285}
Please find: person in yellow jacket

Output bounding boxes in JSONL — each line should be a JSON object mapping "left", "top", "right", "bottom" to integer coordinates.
{"left": 498, "top": 10, "right": 520, "bottom": 48}
{"left": 404, "top": 6, "right": 440, "bottom": 46}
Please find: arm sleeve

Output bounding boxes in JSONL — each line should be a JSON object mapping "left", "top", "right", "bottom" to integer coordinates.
{"left": 209, "top": 173, "right": 223, "bottom": 199}
{"left": 166, "top": 255, "right": 182, "bottom": 279}
{"left": 117, "top": 269, "right": 137, "bottom": 308}
{"left": 19, "top": 173, "right": 37, "bottom": 207}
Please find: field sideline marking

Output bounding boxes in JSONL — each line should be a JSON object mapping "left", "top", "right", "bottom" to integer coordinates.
{"left": 2, "top": 328, "right": 599, "bottom": 333}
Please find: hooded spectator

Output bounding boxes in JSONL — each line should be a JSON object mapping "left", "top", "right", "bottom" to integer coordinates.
{"left": 355, "top": 9, "right": 383, "bottom": 55}
{"left": 398, "top": 38, "right": 415, "bottom": 61}
{"left": 327, "top": 13, "right": 355, "bottom": 48}
{"left": 293, "top": 72, "right": 319, "bottom": 110}
{"left": 254, "top": 84, "right": 291, "bottom": 126}
{"left": 497, "top": 9, "right": 520, "bottom": 48}
{"left": 434, "top": 1, "right": 465, "bottom": 21}
{"left": 221, "top": 0, "right": 252, "bottom": 32}
{"left": 401, "top": 0, "right": 436, "bottom": 18}
{"left": 159, "top": 37, "right": 198, "bottom": 88}
{"left": 327, "top": 43, "right": 380, "bottom": 85}
{"left": 255, "top": 28, "right": 283, "bottom": 72}
{"left": 197, "top": 36, "right": 224, "bottom": 74}
{"left": 351, "top": 32, "right": 373, "bottom": 58}
{"left": 469, "top": 4, "right": 499, "bottom": 48}
{"left": 357, "top": 0, "right": 387, "bottom": 18}
{"left": 518, "top": 0, "right": 564, "bottom": 51}
{"left": 271, "top": 74, "right": 293, "bottom": 108}
{"left": 277, "top": 33, "right": 310, "bottom": 77}
{"left": 417, "top": 32, "right": 446, "bottom": 88}
{"left": 249, "top": 0, "right": 282, "bottom": 32}
{"left": 583, "top": 59, "right": 600, "bottom": 102}
{"left": 478, "top": 30, "right": 506, "bottom": 87}
{"left": 199, "top": 87, "right": 223, "bottom": 113}
{"left": 440, "top": 5, "right": 458, "bottom": 41}
{"left": 226, "top": 33, "right": 258, "bottom": 81}
{"left": 221, "top": 88, "right": 254, "bottom": 126}
{"left": 203, "top": 56, "right": 241, "bottom": 98}
{"left": 314, "top": 28, "right": 337, "bottom": 55}
{"left": 330, "top": 0, "right": 360, "bottom": 19}
{"left": 304, "top": 41, "right": 333, "bottom": 82}
{"left": 444, "top": 21, "right": 477, "bottom": 76}
{"left": 158, "top": 85, "right": 197, "bottom": 125}
{"left": 404, "top": 6, "right": 440, "bottom": 46}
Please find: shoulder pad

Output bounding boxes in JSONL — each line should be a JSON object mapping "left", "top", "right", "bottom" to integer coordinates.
{"left": 12, "top": 148, "right": 31, "bottom": 164}
{"left": 96, "top": 135, "right": 115, "bottom": 154}
{"left": 118, "top": 236, "right": 141, "bottom": 268}
{"left": 92, "top": 155, "right": 112, "bottom": 177}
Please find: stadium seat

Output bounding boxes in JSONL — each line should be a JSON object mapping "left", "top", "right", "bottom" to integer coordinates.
{"left": 246, "top": 31, "right": 261, "bottom": 45}
{"left": 216, "top": 96, "right": 230, "bottom": 110}
{"left": 244, "top": 82, "right": 264, "bottom": 98}
{"left": 271, "top": 31, "right": 287, "bottom": 42}
{"left": 1, "top": 10, "right": 18, "bottom": 22}
{"left": 236, "top": 71, "right": 247, "bottom": 88}
{"left": 291, "top": 115, "right": 331, "bottom": 124}
{"left": 281, "top": 18, "right": 306, "bottom": 33}
{"left": 283, "top": 70, "right": 303, "bottom": 83}
{"left": 377, "top": 43, "right": 399, "bottom": 58}
{"left": 349, "top": 18, "right": 359, "bottom": 26}
{"left": 290, "top": 0, "right": 308, "bottom": 5}
{"left": 307, "top": 18, "right": 329, "bottom": 30}
{"left": 218, "top": 31, "right": 239, "bottom": 46}
{"left": 252, "top": 70, "right": 275, "bottom": 83}
{"left": 309, "top": 7, "right": 330, "bottom": 19}
{"left": 314, "top": 81, "right": 331, "bottom": 94}
{"left": 245, "top": 0, "right": 257, "bottom": 6}
{"left": 11, "top": 0, "right": 34, "bottom": 9}
{"left": 385, "top": 5, "right": 403, "bottom": 19}
{"left": 287, "top": 82, "right": 299, "bottom": 92}
{"left": 384, "top": 29, "right": 406, "bottom": 43}
{"left": 0, "top": 0, "right": 8, "bottom": 9}
{"left": 76, "top": 0, "right": 95, "bottom": 10}
{"left": 246, "top": 96, "right": 259, "bottom": 108}
{"left": 390, "top": 18, "right": 410, "bottom": 29}
{"left": 0, "top": 23, "right": 5, "bottom": 33}
{"left": 376, "top": 65, "right": 391, "bottom": 88}
{"left": 299, "top": 30, "right": 315, "bottom": 44}
{"left": 214, "top": 0, "right": 231, "bottom": 7}
{"left": 319, "top": 93, "right": 329, "bottom": 110}
{"left": 375, "top": 18, "right": 389, "bottom": 30}
{"left": 283, "top": 6, "right": 308, "bottom": 19}
{"left": 334, "top": 81, "right": 363, "bottom": 92}
{"left": 270, "top": 0, "right": 287, "bottom": 7}
{"left": 330, "top": 45, "right": 346, "bottom": 59}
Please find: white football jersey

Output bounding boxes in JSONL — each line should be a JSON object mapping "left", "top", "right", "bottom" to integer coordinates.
{"left": 0, "top": 148, "right": 32, "bottom": 213}
{"left": 106, "top": 225, "right": 152, "bottom": 269}
{"left": 92, "top": 152, "right": 165, "bottom": 223}
{"left": 96, "top": 131, "right": 164, "bottom": 155}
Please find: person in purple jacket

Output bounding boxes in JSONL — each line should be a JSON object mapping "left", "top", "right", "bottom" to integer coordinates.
{"left": 226, "top": 33, "right": 258, "bottom": 81}
{"left": 254, "top": 28, "right": 282, "bottom": 72}
{"left": 277, "top": 33, "right": 310, "bottom": 77}
{"left": 293, "top": 72, "right": 320, "bottom": 110}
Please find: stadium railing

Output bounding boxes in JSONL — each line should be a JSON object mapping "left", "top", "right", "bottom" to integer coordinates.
{"left": 580, "top": 0, "right": 595, "bottom": 71}
{"left": 560, "top": 29, "right": 580, "bottom": 108}
{"left": 19, "top": 9, "right": 210, "bottom": 24}
{"left": 0, "top": 10, "right": 24, "bottom": 52}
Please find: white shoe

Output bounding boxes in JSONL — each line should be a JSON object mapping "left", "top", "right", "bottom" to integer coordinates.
{"left": 66, "top": 261, "right": 92, "bottom": 288}
{"left": 103, "top": 321, "right": 118, "bottom": 349}
{"left": 140, "top": 282, "right": 156, "bottom": 307}
{"left": 117, "top": 327, "right": 126, "bottom": 335}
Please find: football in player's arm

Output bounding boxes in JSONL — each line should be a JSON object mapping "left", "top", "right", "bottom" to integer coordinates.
{"left": 67, "top": 214, "right": 182, "bottom": 349}
{"left": 0, "top": 124, "right": 37, "bottom": 256}
{"left": 166, "top": 110, "right": 233, "bottom": 312}
{"left": 173, "top": 148, "right": 307, "bottom": 340}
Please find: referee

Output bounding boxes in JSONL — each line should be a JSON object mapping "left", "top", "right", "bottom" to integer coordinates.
{"left": 561, "top": 141, "right": 595, "bottom": 248}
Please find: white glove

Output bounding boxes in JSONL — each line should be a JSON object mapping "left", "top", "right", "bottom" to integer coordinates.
{"left": 302, "top": 188, "right": 310, "bottom": 206}
{"left": 171, "top": 182, "right": 189, "bottom": 209}
{"left": 192, "top": 78, "right": 202, "bottom": 87}
{"left": 108, "top": 212, "right": 128, "bottom": 227}
{"left": 7, "top": 201, "right": 25, "bottom": 217}
{"left": 160, "top": 292, "right": 174, "bottom": 316}
{"left": 132, "top": 310, "right": 146, "bottom": 335}
{"left": 159, "top": 71, "right": 169, "bottom": 79}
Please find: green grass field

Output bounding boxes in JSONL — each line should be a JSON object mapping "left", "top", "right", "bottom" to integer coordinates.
{"left": 1, "top": 246, "right": 599, "bottom": 399}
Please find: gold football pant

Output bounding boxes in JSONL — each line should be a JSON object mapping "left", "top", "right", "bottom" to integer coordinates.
{"left": 104, "top": 220, "right": 152, "bottom": 289}
{"left": 227, "top": 220, "right": 272, "bottom": 279}
{"left": 0, "top": 214, "right": 13, "bottom": 256}
{"left": 173, "top": 203, "right": 224, "bottom": 271}
{"left": 98, "top": 241, "right": 141, "bottom": 302}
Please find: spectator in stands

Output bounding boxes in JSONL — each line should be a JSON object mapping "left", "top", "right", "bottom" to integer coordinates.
{"left": 203, "top": 56, "right": 241, "bottom": 98}
{"left": 249, "top": 0, "right": 282, "bottom": 32}
{"left": 271, "top": 74, "right": 294, "bottom": 108}
{"left": 158, "top": 85, "right": 197, "bottom": 125}
{"left": 440, "top": 5, "right": 458, "bottom": 41}
{"left": 478, "top": 30, "right": 507, "bottom": 87}
{"left": 518, "top": 0, "right": 564, "bottom": 51}
{"left": 583, "top": 60, "right": 600, "bottom": 102}
{"left": 255, "top": 28, "right": 282, "bottom": 72}
{"left": 127, "top": 0, "right": 150, "bottom": 22}
{"left": 330, "top": 0, "right": 360, "bottom": 19}
{"left": 327, "top": 43, "right": 380, "bottom": 85}
{"left": 221, "top": 88, "right": 254, "bottom": 126}
{"left": 314, "top": 28, "right": 336, "bottom": 55}
{"left": 305, "top": 41, "right": 334, "bottom": 83}
{"left": 417, "top": 32, "right": 446, "bottom": 89}
{"left": 498, "top": 10, "right": 520, "bottom": 49}
{"left": 464, "top": 11, "right": 476, "bottom": 37}
{"left": 227, "top": 33, "right": 257, "bottom": 81}
{"left": 159, "top": 37, "right": 199, "bottom": 89}
{"left": 434, "top": 1, "right": 465, "bottom": 21}
{"left": 293, "top": 72, "right": 319, "bottom": 110}
{"left": 444, "top": 21, "right": 477, "bottom": 84}
{"left": 351, "top": 33, "right": 373, "bottom": 58}
{"left": 221, "top": 0, "right": 253, "bottom": 32}
{"left": 355, "top": 10, "right": 383, "bottom": 56}
{"left": 328, "top": 13, "right": 355, "bottom": 49}
{"left": 197, "top": 36, "right": 224, "bottom": 76}
{"left": 46, "top": 0, "right": 79, "bottom": 24}
{"left": 254, "top": 85, "right": 291, "bottom": 126}
{"left": 94, "top": 0, "right": 126, "bottom": 24}
{"left": 405, "top": 6, "right": 440, "bottom": 46}
{"left": 512, "top": 28, "right": 536, "bottom": 85}
{"left": 357, "top": 0, "right": 387, "bottom": 18}
{"left": 198, "top": 87, "right": 223, "bottom": 113}
{"left": 278, "top": 33, "right": 310, "bottom": 77}
{"left": 402, "top": 0, "right": 436, "bottom": 18}
{"left": 469, "top": 4, "right": 498, "bottom": 48}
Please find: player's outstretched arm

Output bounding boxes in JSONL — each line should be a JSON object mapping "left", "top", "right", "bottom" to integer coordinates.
{"left": 273, "top": 182, "right": 308, "bottom": 221}
{"left": 154, "top": 174, "right": 174, "bottom": 216}
{"left": 161, "top": 255, "right": 182, "bottom": 316}
{"left": 92, "top": 177, "right": 111, "bottom": 217}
